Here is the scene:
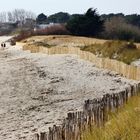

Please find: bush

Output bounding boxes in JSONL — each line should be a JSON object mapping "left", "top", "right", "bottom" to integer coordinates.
{"left": 66, "top": 8, "right": 104, "bottom": 37}
{"left": 0, "top": 29, "right": 13, "bottom": 36}
{"left": 81, "top": 40, "right": 140, "bottom": 64}
{"left": 13, "top": 29, "right": 34, "bottom": 42}
{"left": 35, "top": 24, "right": 70, "bottom": 35}
{"left": 84, "top": 95, "right": 140, "bottom": 140}
{"left": 102, "top": 17, "right": 140, "bottom": 42}
{"left": 12, "top": 24, "right": 69, "bottom": 42}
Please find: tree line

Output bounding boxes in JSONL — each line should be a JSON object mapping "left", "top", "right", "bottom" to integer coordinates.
{"left": 1, "top": 8, "right": 140, "bottom": 42}
{"left": 1, "top": 8, "right": 140, "bottom": 29}
{"left": 0, "top": 9, "right": 36, "bottom": 23}
{"left": 36, "top": 11, "right": 140, "bottom": 28}
{"left": 35, "top": 9, "right": 140, "bottom": 42}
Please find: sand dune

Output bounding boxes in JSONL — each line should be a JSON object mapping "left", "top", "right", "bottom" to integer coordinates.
{"left": 0, "top": 36, "right": 138, "bottom": 140}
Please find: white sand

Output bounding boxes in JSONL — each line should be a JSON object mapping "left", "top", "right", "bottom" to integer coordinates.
{"left": 132, "top": 59, "right": 140, "bottom": 67}
{"left": 0, "top": 36, "right": 138, "bottom": 140}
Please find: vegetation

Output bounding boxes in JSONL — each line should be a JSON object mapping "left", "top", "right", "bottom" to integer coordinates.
{"left": 102, "top": 13, "right": 140, "bottom": 27}
{"left": 12, "top": 29, "right": 34, "bottom": 42}
{"left": 66, "top": 8, "right": 104, "bottom": 36}
{"left": 83, "top": 95, "right": 140, "bottom": 140}
{"left": 1, "top": 7, "right": 140, "bottom": 43}
{"left": 17, "top": 34, "right": 140, "bottom": 64}
{"left": 101, "top": 13, "right": 124, "bottom": 21}
{"left": 35, "top": 24, "right": 69, "bottom": 35}
{"left": 102, "top": 17, "right": 140, "bottom": 42}
{"left": 47, "top": 12, "right": 70, "bottom": 23}
{"left": 1, "top": 7, "right": 140, "bottom": 44}
{"left": 13, "top": 25, "right": 69, "bottom": 42}
{"left": 36, "top": 13, "right": 47, "bottom": 24}
{"left": 65, "top": 8, "right": 140, "bottom": 42}
{"left": 0, "top": 22, "right": 17, "bottom": 35}
{"left": 33, "top": 41, "right": 53, "bottom": 48}
{"left": 81, "top": 40, "right": 140, "bottom": 64}
{"left": 0, "top": 9, "right": 36, "bottom": 23}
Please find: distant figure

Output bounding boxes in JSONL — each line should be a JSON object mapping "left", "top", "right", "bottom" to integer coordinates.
{"left": 3, "top": 43, "right": 6, "bottom": 48}
{"left": 1, "top": 42, "right": 6, "bottom": 49}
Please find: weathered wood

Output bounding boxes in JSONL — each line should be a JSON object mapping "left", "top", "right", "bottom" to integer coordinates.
{"left": 34, "top": 134, "right": 39, "bottom": 140}
{"left": 33, "top": 82, "right": 140, "bottom": 140}
{"left": 22, "top": 45, "right": 140, "bottom": 140}
{"left": 23, "top": 45, "right": 140, "bottom": 80}
{"left": 40, "top": 132, "right": 46, "bottom": 140}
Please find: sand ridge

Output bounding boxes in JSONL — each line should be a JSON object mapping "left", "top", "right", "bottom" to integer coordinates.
{"left": 0, "top": 36, "right": 138, "bottom": 140}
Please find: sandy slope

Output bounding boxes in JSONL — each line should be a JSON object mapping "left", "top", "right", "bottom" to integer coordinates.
{"left": 0, "top": 36, "right": 138, "bottom": 140}
{"left": 132, "top": 59, "right": 140, "bottom": 67}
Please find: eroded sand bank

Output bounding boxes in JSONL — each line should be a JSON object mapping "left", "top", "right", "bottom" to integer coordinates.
{"left": 0, "top": 36, "right": 138, "bottom": 140}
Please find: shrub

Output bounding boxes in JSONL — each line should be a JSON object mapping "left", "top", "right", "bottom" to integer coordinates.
{"left": 83, "top": 95, "right": 140, "bottom": 140}
{"left": 66, "top": 8, "right": 104, "bottom": 37}
{"left": 13, "top": 29, "right": 34, "bottom": 42}
{"left": 102, "top": 17, "right": 140, "bottom": 42}
{"left": 81, "top": 40, "right": 140, "bottom": 64}
{"left": 35, "top": 24, "right": 70, "bottom": 35}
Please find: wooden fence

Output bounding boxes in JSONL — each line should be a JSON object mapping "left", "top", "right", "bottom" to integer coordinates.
{"left": 23, "top": 45, "right": 140, "bottom": 81}
{"left": 21, "top": 45, "right": 140, "bottom": 140}
{"left": 33, "top": 83, "right": 140, "bottom": 140}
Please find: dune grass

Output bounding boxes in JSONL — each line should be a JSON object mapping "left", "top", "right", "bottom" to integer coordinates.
{"left": 83, "top": 95, "right": 140, "bottom": 140}
{"left": 23, "top": 36, "right": 140, "bottom": 64}
{"left": 81, "top": 40, "right": 140, "bottom": 64}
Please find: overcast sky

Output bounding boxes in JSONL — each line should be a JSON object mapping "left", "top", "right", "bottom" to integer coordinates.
{"left": 0, "top": 0, "right": 140, "bottom": 16}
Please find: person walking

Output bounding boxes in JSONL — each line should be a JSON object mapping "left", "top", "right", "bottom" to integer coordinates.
{"left": 3, "top": 43, "right": 6, "bottom": 48}
{"left": 1, "top": 42, "right": 6, "bottom": 49}
{"left": 1, "top": 43, "right": 3, "bottom": 48}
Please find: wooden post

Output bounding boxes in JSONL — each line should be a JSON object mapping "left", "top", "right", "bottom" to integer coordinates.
{"left": 40, "top": 132, "right": 46, "bottom": 140}
{"left": 34, "top": 133, "right": 39, "bottom": 140}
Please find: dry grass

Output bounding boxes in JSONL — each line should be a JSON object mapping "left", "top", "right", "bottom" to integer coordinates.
{"left": 22, "top": 35, "right": 140, "bottom": 48}
{"left": 22, "top": 35, "right": 107, "bottom": 45}
{"left": 83, "top": 95, "right": 140, "bottom": 140}
{"left": 82, "top": 40, "right": 140, "bottom": 64}
{"left": 22, "top": 35, "right": 140, "bottom": 64}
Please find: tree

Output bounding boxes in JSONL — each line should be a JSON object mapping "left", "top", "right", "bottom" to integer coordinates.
{"left": 6, "top": 9, "right": 36, "bottom": 24}
{"left": 66, "top": 8, "right": 104, "bottom": 36}
{"left": 125, "top": 14, "right": 140, "bottom": 27}
{"left": 7, "top": 12, "right": 13, "bottom": 22}
{"left": 102, "top": 16, "right": 140, "bottom": 42}
{"left": 48, "top": 12, "right": 70, "bottom": 23}
{"left": 101, "top": 13, "right": 124, "bottom": 20}
{"left": 0, "top": 12, "right": 7, "bottom": 23}
{"left": 36, "top": 13, "right": 47, "bottom": 24}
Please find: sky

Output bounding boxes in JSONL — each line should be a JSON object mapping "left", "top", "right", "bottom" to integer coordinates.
{"left": 0, "top": 0, "right": 140, "bottom": 16}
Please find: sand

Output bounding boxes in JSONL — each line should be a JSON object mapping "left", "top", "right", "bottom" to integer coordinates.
{"left": 0, "top": 36, "right": 138, "bottom": 140}
{"left": 132, "top": 59, "right": 140, "bottom": 67}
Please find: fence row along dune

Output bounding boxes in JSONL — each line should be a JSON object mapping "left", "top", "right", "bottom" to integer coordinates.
{"left": 33, "top": 82, "right": 140, "bottom": 140}
{"left": 21, "top": 44, "right": 140, "bottom": 140}
{"left": 23, "top": 45, "right": 140, "bottom": 81}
